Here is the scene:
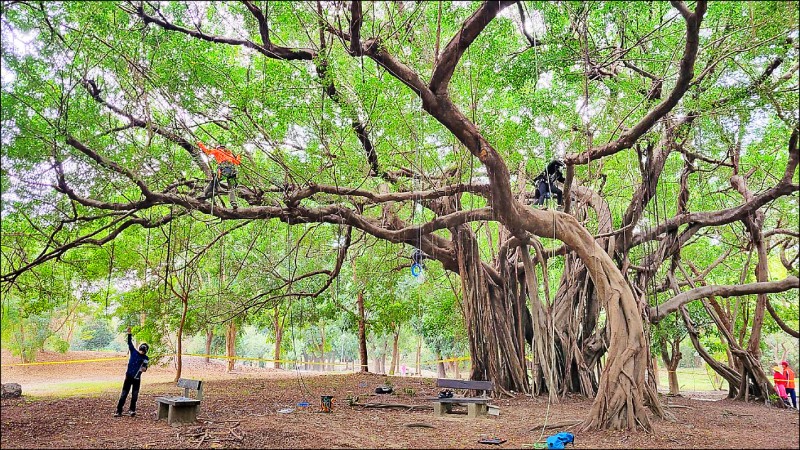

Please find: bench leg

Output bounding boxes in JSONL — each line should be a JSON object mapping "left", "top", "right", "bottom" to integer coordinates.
{"left": 157, "top": 402, "right": 169, "bottom": 421}
{"left": 167, "top": 405, "right": 198, "bottom": 426}
{"left": 433, "top": 402, "right": 452, "bottom": 417}
{"left": 467, "top": 403, "right": 487, "bottom": 418}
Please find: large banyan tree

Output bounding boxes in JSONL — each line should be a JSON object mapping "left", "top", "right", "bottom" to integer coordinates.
{"left": 1, "top": 1, "right": 798, "bottom": 430}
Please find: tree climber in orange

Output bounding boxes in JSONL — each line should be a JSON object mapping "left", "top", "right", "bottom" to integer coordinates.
{"left": 198, "top": 142, "right": 241, "bottom": 209}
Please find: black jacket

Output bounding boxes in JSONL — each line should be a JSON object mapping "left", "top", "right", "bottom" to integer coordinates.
{"left": 125, "top": 334, "right": 149, "bottom": 378}
{"left": 534, "top": 161, "right": 565, "bottom": 186}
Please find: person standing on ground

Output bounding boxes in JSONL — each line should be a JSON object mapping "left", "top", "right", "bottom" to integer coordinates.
{"left": 783, "top": 360, "right": 797, "bottom": 409}
{"left": 115, "top": 326, "right": 150, "bottom": 417}
{"left": 773, "top": 362, "right": 790, "bottom": 407}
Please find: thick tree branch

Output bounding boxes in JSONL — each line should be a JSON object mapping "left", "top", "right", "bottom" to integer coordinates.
{"left": 670, "top": 0, "right": 693, "bottom": 20}
{"left": 566, "top": 0, "right": 707, "bottom": 166}
{"left": 650, "top": 276, "right": 800, "bottom": 323}
{"left": 349, "top": 0, "right": 363, "bottom": 56}
{"left": 617, "top": 138, "right": 669, "bottom": 253}
{"left": 0, "top": 210, "right": 178, "bottom": 284}
{"left": 622, "top": 60, "right": 659, "bottom": 81}
{"left": 360, "top": 37, "right": 435, "bottom": 102}
{"left": 6, "top": 165, "right": 495, "bottom": 280}
{"left": 678, "top": 146, "right": 734, "bottom": 168}
{"left": 766, "top": 297, "right": 800, "bottom": 338}
{"left": 291, "top": 181, "right": 490, "bottom": 205}
{"left": 515, "top": 2, "right": 543, "bottom": 48}
{"left": 633, "top": 128, "right": 799, "bottom": 247}
{"left": 53, "top": 161, "right": 150, "bottom": 212}
{"left": 429, "top": 1, "right": 515, "bottom": 94}
{"left": 133, "top": 1, "right": 315, "bottom": 60}
{"left": 633, "top": 183, "right": 798, "bottom": 247}
{"left": 312, "top": 4, "right": 381, "bottom": 178}
{"left": 764, "top": 228, "right": 800, "bottom": 239}
{"left": 780, "top": 241, "right": 799, "bottom": 271}
{"left": 65, "top": 136, "right": 153, "bottom": 197}
{"left": 240, "top": 1, "right": 271, "bottom": 50}
{"left": 81, "top": 79, "right": 211, "bottom": 177}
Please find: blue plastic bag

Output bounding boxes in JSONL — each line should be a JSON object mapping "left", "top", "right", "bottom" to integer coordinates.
{"left": 555, "top": 432, "right": 574, "bottom": 444}
{"left": 546, "top": 432, "right": 574, "bottom": 449}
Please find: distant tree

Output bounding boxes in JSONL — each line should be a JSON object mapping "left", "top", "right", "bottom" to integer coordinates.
{"left": 80, "top": 319, "right": 116, "bottom": 350}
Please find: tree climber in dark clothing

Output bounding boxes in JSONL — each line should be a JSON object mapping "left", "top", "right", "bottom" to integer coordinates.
{"left": 532, "top": 160, "right": 566, "bottom": 207}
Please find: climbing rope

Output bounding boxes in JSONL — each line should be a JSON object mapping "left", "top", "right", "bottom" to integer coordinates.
{"left": 104, "top": 240, "right": 116, "bottom": 316}
{"left": 410, "top": 94, "right": 425, "bottom": 281}
{"left": 285, "top": 223, "right": 313, "bottom": 402}
{"left": 163, "top": 205, "right": 174, "bottom": 298}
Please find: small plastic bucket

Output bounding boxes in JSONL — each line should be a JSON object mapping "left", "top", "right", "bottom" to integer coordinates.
{"left": 320, "top": 395, "right": 334, "bottom": 413}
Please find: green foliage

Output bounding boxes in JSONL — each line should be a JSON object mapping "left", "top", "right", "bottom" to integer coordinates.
{"left": 47, "top": 335, "right": 71, "bottom": 353}
{"left": 1, "top": 299, "right": 52, "bottom": 363}
{"left": 76, "top": 319, "right": 115, "bottom": 351}
{"left": 417, "top": 280, "right": 465, "bottom": 357}
{"left": 0, "top": 1, "right": 797, "bottom": 377}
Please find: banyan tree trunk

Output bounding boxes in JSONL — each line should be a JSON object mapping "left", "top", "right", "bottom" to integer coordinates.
{"left": 738, "top": 215, "right": 782, "bottom": 405}
{"left": 453, "top": 223, "right": 529, "bottom": 394}
{"left": 727, "top": 164, "right": 781, "bottom": 404}
{"left": 513, "top": 206, "right": 655, "bottom": 431}
{"left": 449, "top": 191, "right": 658, "bottom": 429}
{"left": 667, "top": 368, "right": 680, "bottom": 396}
{"left": 519, "top": 244, "right": 558, "bottom": 402}
{"left": 542, "top": 186, "right": 612, "bottom": 398}
{"left": 551, "top": 252, "right": 602, "bottom": 397}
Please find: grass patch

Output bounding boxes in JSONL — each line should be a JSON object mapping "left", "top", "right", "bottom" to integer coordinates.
{"left": 658, "top": 366, "right": 727, "bottom": 392}
{"left": 26, "top": 380, "right": 121, "bottom": 398}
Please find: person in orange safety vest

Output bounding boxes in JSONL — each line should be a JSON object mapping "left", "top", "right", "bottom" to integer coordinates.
{"left": 782, "top": 360, "right": 797, "bottom": 409}
{"left": 198, "top": 142, "right": 241, "bottom": 209}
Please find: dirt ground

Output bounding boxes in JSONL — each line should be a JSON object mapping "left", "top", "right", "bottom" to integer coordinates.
{"left": 1, "top": 350, "right": 799, "bottom": 449}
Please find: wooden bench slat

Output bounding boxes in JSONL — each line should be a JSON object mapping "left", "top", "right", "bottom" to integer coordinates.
{"left": 436, "top": 379, "right": 494, "bottom": 391}
{"left": 156, "top": 397, "right": 200, "bottom": 404}
{"left": 155, "top": 396, "right": 200, "bottom": 402}
{"left": 431, "top": 398, "right": 490, "bottom": 404}
{"left": 155, "top": 396, "right": 202, "bottom": 406}
{"left": 176, "top": 378, "right": 202, "bottom": 390}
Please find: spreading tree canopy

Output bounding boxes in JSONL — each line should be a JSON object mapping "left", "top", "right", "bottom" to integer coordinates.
{"left": 1, "top": 1, "right": 798, "bottom": 430}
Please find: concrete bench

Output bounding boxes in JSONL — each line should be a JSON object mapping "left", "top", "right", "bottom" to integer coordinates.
{"left": 156, "top": 378, "right": 203, "bottom": 426}
{"left": 431, "top": 378, "right": 495, "bottom": 418}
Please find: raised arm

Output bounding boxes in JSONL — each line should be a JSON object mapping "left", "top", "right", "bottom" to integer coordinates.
{"left": 126, "top": 326, "right": 136, "bottom": 353}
